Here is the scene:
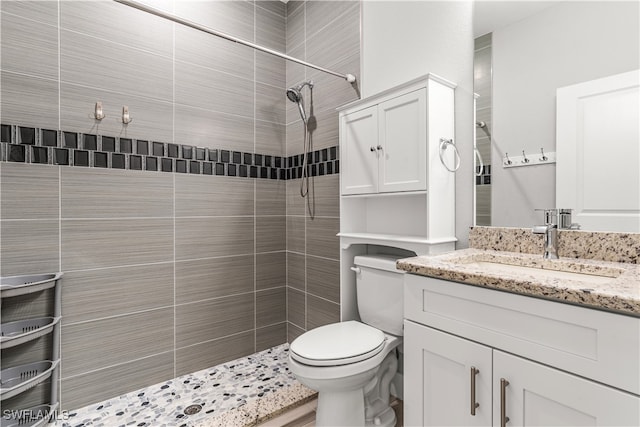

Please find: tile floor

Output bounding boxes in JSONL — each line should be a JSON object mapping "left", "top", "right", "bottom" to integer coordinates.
{"left": 58, "top": 344, "right": 316, "bottom": 427}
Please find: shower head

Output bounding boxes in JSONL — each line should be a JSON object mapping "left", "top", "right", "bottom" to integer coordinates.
{"left": 476, "top": 121, "right": 487, "bottom": 128}
{"left": 286, "top": 81, "right": 314, "bottom": 123}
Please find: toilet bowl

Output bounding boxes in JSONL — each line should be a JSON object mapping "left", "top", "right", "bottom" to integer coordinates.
{"left": 288, "top": 255, "right": 405, "bottom": 427}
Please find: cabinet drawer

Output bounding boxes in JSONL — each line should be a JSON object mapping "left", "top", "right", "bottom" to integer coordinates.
{"left": 404, "top": 274, "right": 640, "bottom": 395}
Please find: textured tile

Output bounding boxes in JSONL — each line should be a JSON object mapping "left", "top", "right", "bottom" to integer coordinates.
{"left": 175, "top": 331, "right": 254, "bottom": 377}
{"left": 256, "top": 251, "right": 286, "bottom": 290}
{"left": 256, "top": 82, "right": 286, "bottom": 124}
{"left": 257, "top": 179, "right": 286, "bottom": 216}
{"left": 60, "top": 29, "right": 173, "bottom": 101}
{"left": 0, "top": 0, "right": 58, "bottom": 26}
{"left": 60, "top": 0, "right": 173, "bottom": 58}
{"left": 285, "top": 44, "right": 306, "bottom": 123}
{"left": 175, "top": 61, "right": 254, "bottom": 118}
{"left": 306, "top": 1, "right": 360, "bottom": 64}
{"left": 0, "top": 72, "right": 59, "bottom": 129}
{"left": 256, "top": 51, "right": 286, "bottom": 88}
{"left": 256, "top": 287, "right": 286, "bottom": 327}
{"left": 174, "top": 105, "right": 254, "bottom": 152}
{"left": 2, "top": 382, "right": 50, "bottom": 413}
{"left": 287, "top": 288, "right": 305, "bottom": 329}
{"left": 287, "top": 322, "right": 305, "bottom": 343}
{"left": 287, "top": 179, "right": 306, "bottom": 216}
{"left": 286, "top": 252, "right": 305, "bottom": 291}
{"left": 176, "top": 293, "right": 254, "bottom": 348}
{"left": 306, "top": 217, "right": 339, "bottom": 260}
{"left": 256, "top": 322, "right": 287, "bottom": 352}
{"left": 1, "top": 334, "right": 53, "bottom": 368}
{"left": 257, "top": 1, "right": 286, "bottom": 17}
{"left": 175, "top": 255, "right": 255, "bottom": 305}
{"left": 61, "top": 263, "right": 174, "bottom": 325}
{"left": 257, "top": 216, "right": 286, "bottom": 253}
{"left": 1, "top": 12, "right": 58, "bottom": 79}
{"left": 1, "top": 163, "right": 59, "bottom": 219}
{"left": 61, "top": 219, "right": 173, "bottom": 271}
{"left": 61, "top": 308, "right": 174, "bottom": 378}
{"left": 61, "top": 352, "right": 174, "bottom": 411}
{"left": 175, "top": 25, "right": 254, "bottom": 81}
{"left": 174, "top": 0, "right": 255, "bottom": 42}
{"left": 307, "top": 255, "right": 339, "bottom": 303}
{"left": 256, "top": 120, "right": 286, "bottom": 157}
{"left": 176, "top": 175, "right": 254, "bottom": 217}
{"left": 287, "top": 216, "right": 305, "bottom": 253}
{"left": 61, "top": 167, "right": 173, "bottom": 218}
{"left": 60, "top": 82, "right": 173, "bottom": 142}
{"left": 311, "top": 174, "right": 339, "bottom": 218}
{"left": 1, "top": 220, "right": 59, "bottom": 276}
{"left": 286, "top": 1, "right": 305, "bottom": 53}
{"left": 310, "top": 109, "right": 339, "bottom": 151}
{"left": 286, "top": 119, "right": 305, "bottom": 155}
{"left": 0, "top": 288, "right": 54, "bottom": 323}
{"left": 175, "top": 217, "right": 254, "bottom": 260}
{"left": 307, "top": 294, "right": 339, "bottom": 330}
{"left": 256, "top": 3, "right": 286, "bottom": 51}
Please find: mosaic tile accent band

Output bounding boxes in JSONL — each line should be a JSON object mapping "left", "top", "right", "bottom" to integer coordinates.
{"left": 0, "top": 124, "right": 339, "bottom": 180}
{"left": 475, "top": 164, "right": 491, "bottom": 185}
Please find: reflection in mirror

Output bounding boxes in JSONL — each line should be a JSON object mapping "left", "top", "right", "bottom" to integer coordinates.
{"left": 473, "top": 1, "right": 639, "bottom": 230}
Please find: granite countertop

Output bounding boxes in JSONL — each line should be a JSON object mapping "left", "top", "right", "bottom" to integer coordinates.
{"left": 397, "top": 248, "right": 640, "bottom": 317}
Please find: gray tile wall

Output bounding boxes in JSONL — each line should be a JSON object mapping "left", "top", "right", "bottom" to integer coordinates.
{"left": 0, "top": 0, "right": 287, "bottom": 412}
{"left": 284, "top": 1, "right": 360, "bottom": 342}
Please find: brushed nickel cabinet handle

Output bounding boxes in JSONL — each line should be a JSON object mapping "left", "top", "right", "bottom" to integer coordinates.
{"left": 470, "top": 366, "right": 480, "bottom": 416}
{"left": 500, "top": 378, "right": 510, "bottom": 427}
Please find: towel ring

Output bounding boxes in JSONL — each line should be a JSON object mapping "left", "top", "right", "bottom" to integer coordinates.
{"left": 439, "top": 138, "right": 460, "bottom": 172}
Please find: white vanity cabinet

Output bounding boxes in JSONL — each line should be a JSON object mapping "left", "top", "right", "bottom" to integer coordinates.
{"left": 404, "top": 274, "right": 640, "bottom": 426}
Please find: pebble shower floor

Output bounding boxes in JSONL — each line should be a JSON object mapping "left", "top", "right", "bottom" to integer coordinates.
{"left": 57, "top": 344, "right": 312, "bottom": 427}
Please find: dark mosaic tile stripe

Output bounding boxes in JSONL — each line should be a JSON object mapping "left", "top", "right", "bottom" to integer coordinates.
{"left": 0, "top": 124, "right": 339, "bottom": 180}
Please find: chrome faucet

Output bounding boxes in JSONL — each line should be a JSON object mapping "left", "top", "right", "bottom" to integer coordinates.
{"left": 533, "top": 209, "right": 559, "bottom": 259}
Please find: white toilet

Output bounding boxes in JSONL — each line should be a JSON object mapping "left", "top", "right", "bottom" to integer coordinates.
{"left": 288, "top": 255, "right": 405, "bottom": 427}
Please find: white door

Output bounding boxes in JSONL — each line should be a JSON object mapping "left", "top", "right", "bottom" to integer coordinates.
{"left": 340, "top": 106, "right": 379, "bottom": 195}
{"left": 378, "top": 89, "right": 427, "bottom": 193}
{"left": 493, "top": 351, "right": 640, "bottom": 426}
{"left": 404, "top": 320, "right": 492, "bottom": 427}
{"left": 556, "top": 69, "right": 640, "bottom": 232}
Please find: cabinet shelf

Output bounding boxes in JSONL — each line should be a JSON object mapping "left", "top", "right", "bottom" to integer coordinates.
{"left": 0, "top": 273, "right": 62, "bottom": 298}
{"left": 1, "top": 317, "right": 61, "bottom": 350}
{"left": 0, "top": 360, "right": 60, "bottom": 401}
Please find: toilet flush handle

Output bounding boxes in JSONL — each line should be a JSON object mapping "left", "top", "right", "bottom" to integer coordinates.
{"left": 350, "top": 267, "right": 361, "bottom": 274}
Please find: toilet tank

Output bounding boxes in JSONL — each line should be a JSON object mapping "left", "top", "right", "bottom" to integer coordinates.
{"left": 354, "top": 255, "right": 406, "bottom": 336}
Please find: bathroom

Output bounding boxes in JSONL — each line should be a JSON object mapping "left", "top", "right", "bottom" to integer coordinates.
{"left": 0, "top": 1, "right": 638, "bottom": 426}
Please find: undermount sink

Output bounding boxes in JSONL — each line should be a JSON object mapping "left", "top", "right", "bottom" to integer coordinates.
{"left": 457, "top": 256, "right": 625, "bottom": 286}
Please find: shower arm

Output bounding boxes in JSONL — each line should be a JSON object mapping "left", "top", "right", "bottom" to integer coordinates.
{"left": 113, "top": 0, "right": 357, "bottom": 84}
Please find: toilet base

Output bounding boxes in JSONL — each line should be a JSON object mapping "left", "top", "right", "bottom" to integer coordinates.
{"left": 316, "top": 388, "right": 366, "bottom": 426}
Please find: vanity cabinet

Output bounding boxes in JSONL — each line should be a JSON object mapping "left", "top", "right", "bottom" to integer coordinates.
{"left": 404, "top": 274, "right": 640, "bottom": 426}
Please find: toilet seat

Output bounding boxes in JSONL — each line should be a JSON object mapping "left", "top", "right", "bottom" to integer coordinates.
{"left": 290, "top": 321, "right": 386, "bottom": 367}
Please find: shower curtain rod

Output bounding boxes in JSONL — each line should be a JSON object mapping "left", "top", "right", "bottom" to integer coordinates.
{"left": 113, "top": 0, "right": 357, "bottom": 84}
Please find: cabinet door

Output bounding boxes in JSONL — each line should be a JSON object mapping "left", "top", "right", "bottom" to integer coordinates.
{"left": 404, "top": 320, "right": 492, "bottom": 427}
{"left": 378, "top": 89, "right": 427, "bottom": 193}
{"left": 340, "top": 106, "right": 378, "bottom": 195}
{"left": 493, "top": 351, "right": 640, "bottom": 427}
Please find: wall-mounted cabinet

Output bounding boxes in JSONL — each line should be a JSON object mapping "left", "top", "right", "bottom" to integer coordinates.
{"left": 338, "top": 74, "right": 457, "bottom": 255}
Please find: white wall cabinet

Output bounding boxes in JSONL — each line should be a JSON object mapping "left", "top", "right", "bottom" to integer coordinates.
{"left": 338, "top": 74, "right": 457, "bottom": 257}
{"left": 404, "top": 275, "right": 640, "bottom": 426}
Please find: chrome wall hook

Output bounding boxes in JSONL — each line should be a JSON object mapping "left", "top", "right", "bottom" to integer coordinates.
{"left": 92, "top": 101, "right": 106, "bottom": 120}
{"left": 504, "top": 153, "right": 513, "bottom": 166}
{"left": 122, "top": 106, "right": 133, "bottom": 124}
{"left": 539, "top": 147, "right": 548, "bottom": 161}
{"left": 522, "top": 150, "right": 530, "bottom": 164}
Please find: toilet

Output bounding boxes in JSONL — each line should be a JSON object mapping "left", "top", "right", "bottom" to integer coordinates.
{"left": 288, "top": 255, "right": 405, "bottom": 427}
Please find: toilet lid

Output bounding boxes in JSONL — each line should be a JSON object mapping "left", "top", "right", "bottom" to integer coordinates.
{"left": 290, "top": 321, "right": 386, "bottom": 367}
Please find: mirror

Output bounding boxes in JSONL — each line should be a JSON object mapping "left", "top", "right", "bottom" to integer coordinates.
{"left": 473, "top": 1, "right": 639, "bottom": 230}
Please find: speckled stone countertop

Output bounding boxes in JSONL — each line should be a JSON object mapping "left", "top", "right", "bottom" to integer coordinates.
{"left": 195, "top": 382, "right": 317, "bottom": 427}
{"left": 397, "top": 248, "right": 640, "bottom": 317}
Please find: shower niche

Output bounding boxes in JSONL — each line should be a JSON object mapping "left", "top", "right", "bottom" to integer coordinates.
{"left": 338, "top": 74, "right": 457, "bottom": 256}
